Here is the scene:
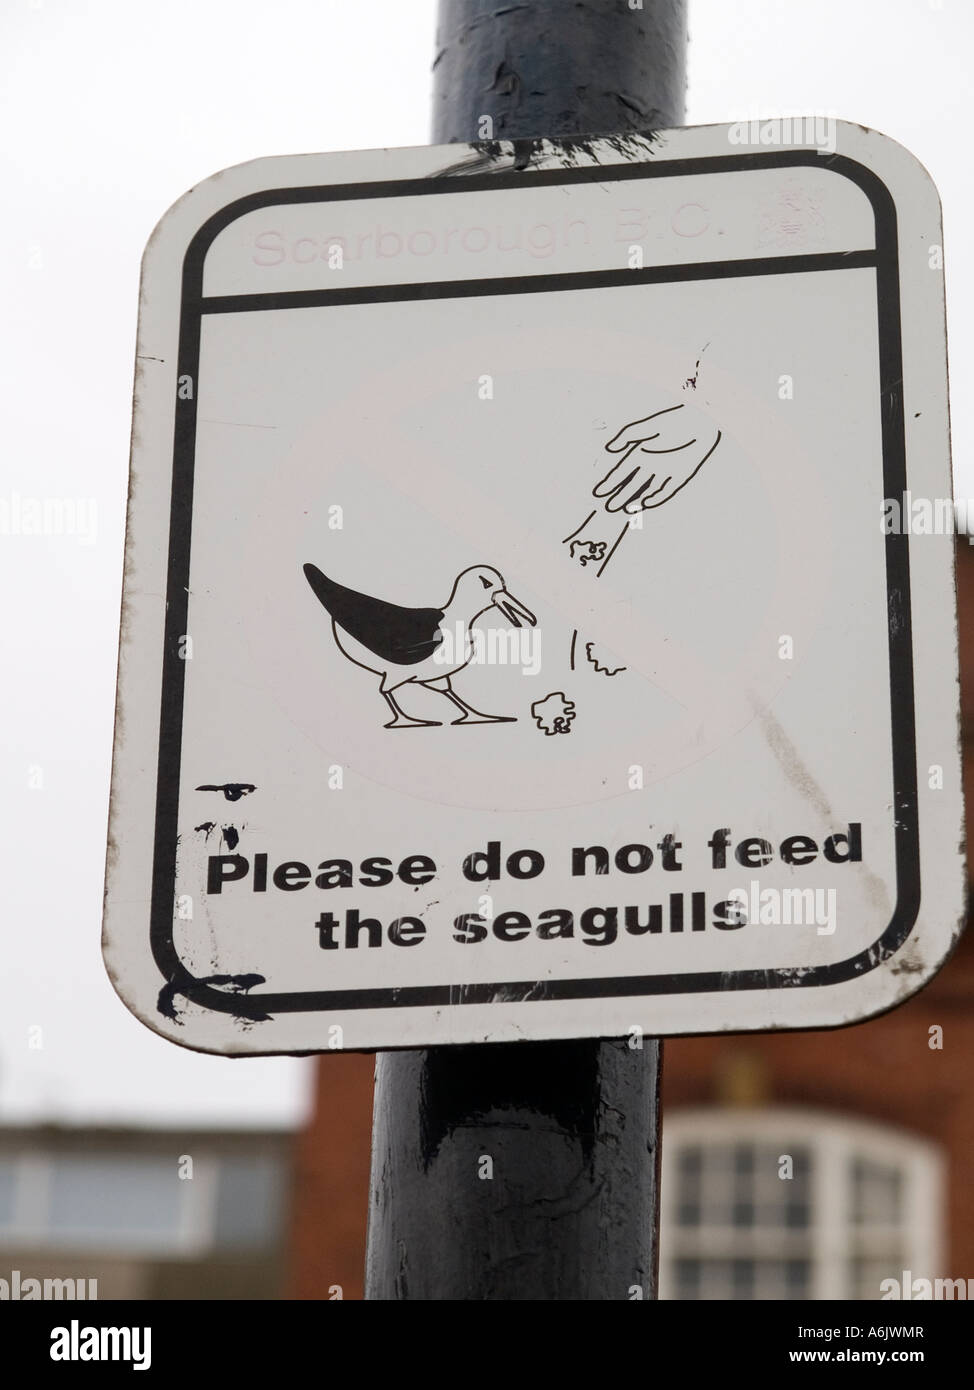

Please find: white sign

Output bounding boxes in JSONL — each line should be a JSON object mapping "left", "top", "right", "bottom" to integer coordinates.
{"left": 104, "top": 123, "right": 965, "bottom": 1054}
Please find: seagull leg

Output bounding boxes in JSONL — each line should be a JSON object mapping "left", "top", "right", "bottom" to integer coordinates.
{"left": 428, "top": 677, "right": 516, "bottom": 725}
{"left": 382, "top": 688, "right": 441, "bottom": 729}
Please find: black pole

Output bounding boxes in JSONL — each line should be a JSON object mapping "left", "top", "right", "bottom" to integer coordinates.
{"left": 430, "top": 0, "right": 687, "bottom": 145}
{"left": 365, "top": 0, "right": 687, "bottom": 1302}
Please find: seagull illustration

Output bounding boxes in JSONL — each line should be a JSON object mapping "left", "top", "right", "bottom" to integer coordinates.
{"left": 303, "top": 563, "right": 537, "bottom": 728}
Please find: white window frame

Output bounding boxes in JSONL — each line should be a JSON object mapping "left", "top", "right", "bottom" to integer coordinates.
{"left": 659, "top": 1108, "right": 944, "bottom": 1301}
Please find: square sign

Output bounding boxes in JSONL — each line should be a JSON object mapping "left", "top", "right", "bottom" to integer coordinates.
{"left": 104, "top": 122, "right": 965, "bottom": 1054}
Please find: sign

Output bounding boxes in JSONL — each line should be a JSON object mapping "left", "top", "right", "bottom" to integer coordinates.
{"left": 103, "top": 123, "right": 965, "bottom": 1053}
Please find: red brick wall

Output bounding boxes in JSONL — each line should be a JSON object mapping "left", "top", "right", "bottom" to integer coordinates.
{"left": 286, "top": 1054, "right": 374, "bottom": 1300}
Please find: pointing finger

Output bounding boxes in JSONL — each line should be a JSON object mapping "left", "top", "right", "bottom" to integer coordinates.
{"left": 593, "top": 441, "right": 643, "bottom": 504}
{"left": 635, "top": 431, "right": 723, "bottom": 510}
{"left": 623, "top": 476, "right": 672, "bottom": 513}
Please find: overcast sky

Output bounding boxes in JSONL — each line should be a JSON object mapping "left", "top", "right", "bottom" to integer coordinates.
{"left": 1, "top": 0, "right": 970, "bottom": 1128}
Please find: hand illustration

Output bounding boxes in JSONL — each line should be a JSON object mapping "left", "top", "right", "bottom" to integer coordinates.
{"left": 551, "top": 396, "right": 724, "bottom": 725}
{"left": 593, "top": 404, "right": 722, "bottom": 514}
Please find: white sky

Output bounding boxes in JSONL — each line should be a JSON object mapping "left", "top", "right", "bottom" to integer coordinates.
{"left": 1, "top": 0, "right": 969, "bottom": 1128}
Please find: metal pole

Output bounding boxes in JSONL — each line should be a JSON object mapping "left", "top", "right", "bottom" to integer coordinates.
{"left": 365, "top": 0, "right": 687, "bottom": 1302}
{"left": 430, "top": 0, "right": 686, "bottom": 146}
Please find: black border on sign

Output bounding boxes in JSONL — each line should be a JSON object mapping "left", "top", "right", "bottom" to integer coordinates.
{"left": 151, "top": 148, "right": 918, "bottom": 1022}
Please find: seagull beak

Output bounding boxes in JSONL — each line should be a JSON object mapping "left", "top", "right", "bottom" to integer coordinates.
{"left": 493, "top": 588, "right": 537, "bottom": 628}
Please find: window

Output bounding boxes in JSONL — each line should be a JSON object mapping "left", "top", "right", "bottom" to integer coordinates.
{"left": 213, "top": 1155, "right": 285, "bottom": 1250}
{"left": 0, "top": 1145, "right": 286, "bottom": 1256}
{"left": 0, "top": 1160, "right": 17, "bottom": 1226}
{"left": 659, "top": 1110, "right": 943, "bottom": 1300}
{"left": 49, "top": 1157, "right": 184, "bottom": 1242}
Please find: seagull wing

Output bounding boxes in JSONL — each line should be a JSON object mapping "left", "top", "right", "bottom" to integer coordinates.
{"left": 303, "top": 563, "right": 444, "bottom": 666}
